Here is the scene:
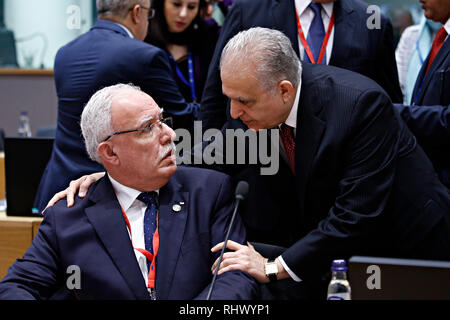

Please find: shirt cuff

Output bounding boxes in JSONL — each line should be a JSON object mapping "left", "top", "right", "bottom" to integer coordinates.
{"left": 278, "top": 255, "right": 302, "bottom": 282}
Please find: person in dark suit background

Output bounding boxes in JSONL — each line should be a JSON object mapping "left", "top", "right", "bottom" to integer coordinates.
{"left": 145, "top": 0, "right": 221, "bottom": 133}
{"left": 33, "top": 0, "right": 200, "bottom": 213}
{"left": 208, "top": 27, "right": 450, "bottom": 298}
{"left": 0, "top": 84, "right": 257, "bottom": 300}
{"left": 199, "top": 0, "right": 403, "bottom": 131}
{"left": 394, "top": 0, "right": 450, "bottom": 188}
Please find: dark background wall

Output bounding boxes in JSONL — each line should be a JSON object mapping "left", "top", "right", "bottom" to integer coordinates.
{"left": 0, "top": 73, "right": 57, "bottom": 137}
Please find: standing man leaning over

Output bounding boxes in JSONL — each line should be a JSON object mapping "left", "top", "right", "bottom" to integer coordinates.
{"left": 395, "top": 0, "right": 450, "bottom": 189}
{"left": 34, "top": 0, "right": 199, "bottom": 213}
{"left": 0, "top": 84, "right": 257, "bottom": 300}
{"left": 210, "top": 28, "right": 450, "bottom": 298}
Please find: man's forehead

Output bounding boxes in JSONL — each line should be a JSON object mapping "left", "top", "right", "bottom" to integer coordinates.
{"left": 111, "top": 91, "right": 161, "bottom": 122}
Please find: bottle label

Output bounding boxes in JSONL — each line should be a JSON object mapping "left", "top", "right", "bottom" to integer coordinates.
{"left": 327, "top": 293, "right": 351, "bottom": 300}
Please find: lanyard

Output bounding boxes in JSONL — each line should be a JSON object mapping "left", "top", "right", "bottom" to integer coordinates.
{"left": 413, "top": 76, "right": 426, "bottom": 106}
{"left": 295, "top": 8, "right": 335, "bottom": 64}
{"left": 415, "top": 41, "right": 425, "bottom": 65}
{"left": 120, "top": 206, "right": 159, "bottom": 293}
{"left": 168, "top": 49, "right": 197, "bottom": 102}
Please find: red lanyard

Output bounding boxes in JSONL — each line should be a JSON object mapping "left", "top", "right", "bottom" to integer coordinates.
{"left": 295, "top": 8, "right": 335, "bottom": 64}
{"left": 120, "top": 206, "right": 159, "bottom": 290}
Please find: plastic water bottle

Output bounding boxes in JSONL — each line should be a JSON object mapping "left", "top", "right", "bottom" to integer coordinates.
{"left": 18, "top": 110, "right": 32, "bottom": 137}
{"left": 327, "top": 259, "right": 351, "bottom": 300}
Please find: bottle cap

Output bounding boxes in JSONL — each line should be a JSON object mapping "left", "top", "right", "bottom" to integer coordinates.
{"left": 331, "top": 259, "right": 347, "bottom": 272}
{"left": 20, "top": 110, "right": 28, "bottom": 115}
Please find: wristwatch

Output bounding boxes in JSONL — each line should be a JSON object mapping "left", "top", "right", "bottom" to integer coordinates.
{"left": 264, "top": 259, "right": 278, "bottom": 282}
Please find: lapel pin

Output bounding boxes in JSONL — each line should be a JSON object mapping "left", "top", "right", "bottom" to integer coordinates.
{"left": 172, "top": 204, "right": 182, "bottom": 212}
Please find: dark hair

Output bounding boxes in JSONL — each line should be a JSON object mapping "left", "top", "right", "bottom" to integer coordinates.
{"left": 145, "top": 0, "right": 209, "bottom": 51}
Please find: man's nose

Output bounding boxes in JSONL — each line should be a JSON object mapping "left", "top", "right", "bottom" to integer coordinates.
{"left": 160, "top": 122, "right": 176, "bottom": 144}
{"left": 229, "top": 101, "right": 243, "bottom": 119}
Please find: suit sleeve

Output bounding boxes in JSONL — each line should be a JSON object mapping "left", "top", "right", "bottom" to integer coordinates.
{"left": 0, "top": 208, "right": 63, "bottom": 299}
{"left": 141, "top": 49, "right": 200, "bottom": 117}
{"left": 281, "top": 89, "right": 401, "bottom": 280}
{"left": 194, "top": 175, "right": 258, "bottom": 300}
{"left": 198, "top": 0, "right": 243, "bottom": 130}
{"left": 374, "top": 17, "right": 403, "bottom": 103}
{"left": 394, "top": 103, "right": 450, "bottom": 147}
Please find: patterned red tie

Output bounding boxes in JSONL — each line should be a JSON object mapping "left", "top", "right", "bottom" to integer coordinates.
{"left": 280, "top": 123, "right": 296, "bottom": 175}
{"left": 425, "top": 27, "right": 447, "bottom": 74}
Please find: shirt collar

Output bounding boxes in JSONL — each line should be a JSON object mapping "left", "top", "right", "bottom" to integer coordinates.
{"left": 295, "top": 0, "right": 334, "bottom": 18}
{"left": 113, "top": 22, "right": 134, "bottom": 38}
{"left": 444, "top": 18, "right": 450, "bottom": 37}
{"left": 108, "top": 173, "right": 159, "bottom": 212}
{"left": 284, "top": 71, "right": 302, "bottom": 130}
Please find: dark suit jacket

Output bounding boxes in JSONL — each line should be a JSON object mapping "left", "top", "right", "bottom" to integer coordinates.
{"left": 0, "top": 166, "right": 258, "bottom": 300}
{"left": 395, "top": 35, "right": 450, "bottom": 187}
{"left": 219, "top": 64, "right": 450, "bottom": 292}
{"left": 34, "top": 20, "right": 198, "bottom": 212}
{"left": 199, "top": 0, "right": 402, "bottom": 130}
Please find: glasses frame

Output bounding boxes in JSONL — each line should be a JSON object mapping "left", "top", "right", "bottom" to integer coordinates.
{"left": 103, "top": 117, "right": 173, "bottom": 142}
{"left": 129, "top": 5, "right": 155, "bottom": 21}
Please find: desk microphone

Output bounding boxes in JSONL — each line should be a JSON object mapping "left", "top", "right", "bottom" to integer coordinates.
{"left": 206, "top": 181, "right": 249, "bottom": 300}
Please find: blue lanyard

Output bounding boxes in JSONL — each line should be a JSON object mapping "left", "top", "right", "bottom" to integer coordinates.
{"left": 413, "top": 76, "right": 425, "bottom": 106}
{"left": 415, "top": 41, "right": 425, "bottom": 65}
{"left": 167, "top": 49, "right": 197, "bottom": 102}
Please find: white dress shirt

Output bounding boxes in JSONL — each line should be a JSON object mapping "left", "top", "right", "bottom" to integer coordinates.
{"left": 276, "top": 82, "right": 303, "bottom": 282}
{"left": 294, "top": 0, "right": 335, "bottom": 65}
{"left": 108, "top": 174, "right": 159, "bottom": 288}
{"left": 444, "top": 18, "right": 450, "bottom": 39}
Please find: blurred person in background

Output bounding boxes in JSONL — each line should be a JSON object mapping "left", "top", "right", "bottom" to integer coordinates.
{"left": 396, "top": 16, "right": 442, "bottom": 104}
{"left": 387, "top": 6, "right": 414, "bottom": 46}
{"left": 145, "top": 0, "right": 221, "bottom": 132}
{"left": 33, "top": 0, "right": 199, "bottom": 213}
{"left": 394, "top": 0, "right": 450, "bottom": 189}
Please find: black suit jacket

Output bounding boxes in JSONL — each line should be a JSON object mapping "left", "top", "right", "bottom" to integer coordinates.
{"left": 395, "top": 34, "right": 450, "bottom": 187}
{"left": 199, "top": 0, "right": 402, "bottom": 130}
{"left": 219, "top": 64, "right": 450, "bottom": 287}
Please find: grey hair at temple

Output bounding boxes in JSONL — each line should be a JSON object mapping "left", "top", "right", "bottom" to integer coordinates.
{"left": 219, "top": 27, "right": 301, "bottom": 92}
{"left": 81, "top": 83, "right": 142, "bottom": 163}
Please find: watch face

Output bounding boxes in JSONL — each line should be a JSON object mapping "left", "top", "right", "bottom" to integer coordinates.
{"left": 266, "top": 262, "right": 278, "bottom": 275}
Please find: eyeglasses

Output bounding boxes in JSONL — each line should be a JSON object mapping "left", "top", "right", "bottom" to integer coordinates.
{"left": 129, "top": 5, "right": 155, "bottom": 21}
{"left": 103, "top": 117, "right": 173, "bottom": 142}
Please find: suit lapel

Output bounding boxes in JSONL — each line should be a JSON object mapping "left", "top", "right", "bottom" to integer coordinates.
{"left": 154, "top": 177, "right": 189, "bottom": 300}
{"left": 295, "top": 66, "right": 326, "bottom": 225}
{"left": 413, "top": 38, "right": 450, "bottom": 105}
{"left": 84, "top": 177, "right": 150, "bottom": 300}
{"left": 329, "top": 0, "right": 354, "bottom": 66}
{"left": 272, "top": 0, "right": 300, "bottom": 57}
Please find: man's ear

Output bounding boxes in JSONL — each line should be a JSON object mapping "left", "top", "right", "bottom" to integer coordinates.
{"left": 97, "top": 142, "right": 119, "bottom": 166}
{"left": 278, "top": 80, "right": 295, "bottom": 104}
{"left": 129, "top": 4, "right": 141, "bottom": 24}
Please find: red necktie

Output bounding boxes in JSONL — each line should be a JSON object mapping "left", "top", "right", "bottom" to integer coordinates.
{"left": 425, "top": 27, "right": 447, "bottom": 74}
{"left": 280, "top": 124, "right": 296, "bottom": 175}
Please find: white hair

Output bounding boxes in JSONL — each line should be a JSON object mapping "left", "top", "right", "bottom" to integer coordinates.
{"left": 96, "top": 0, "right": 147, "bottom": 18}
{"left": 81, "top": 83, "right": 142, "bottom": 163}
{"left": 220, "top": 27, "right": 301, "bottom": 92}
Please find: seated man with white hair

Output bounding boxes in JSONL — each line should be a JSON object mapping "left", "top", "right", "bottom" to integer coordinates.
{"left": 0, "top": 84, "right": 257, "bottom": 300}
